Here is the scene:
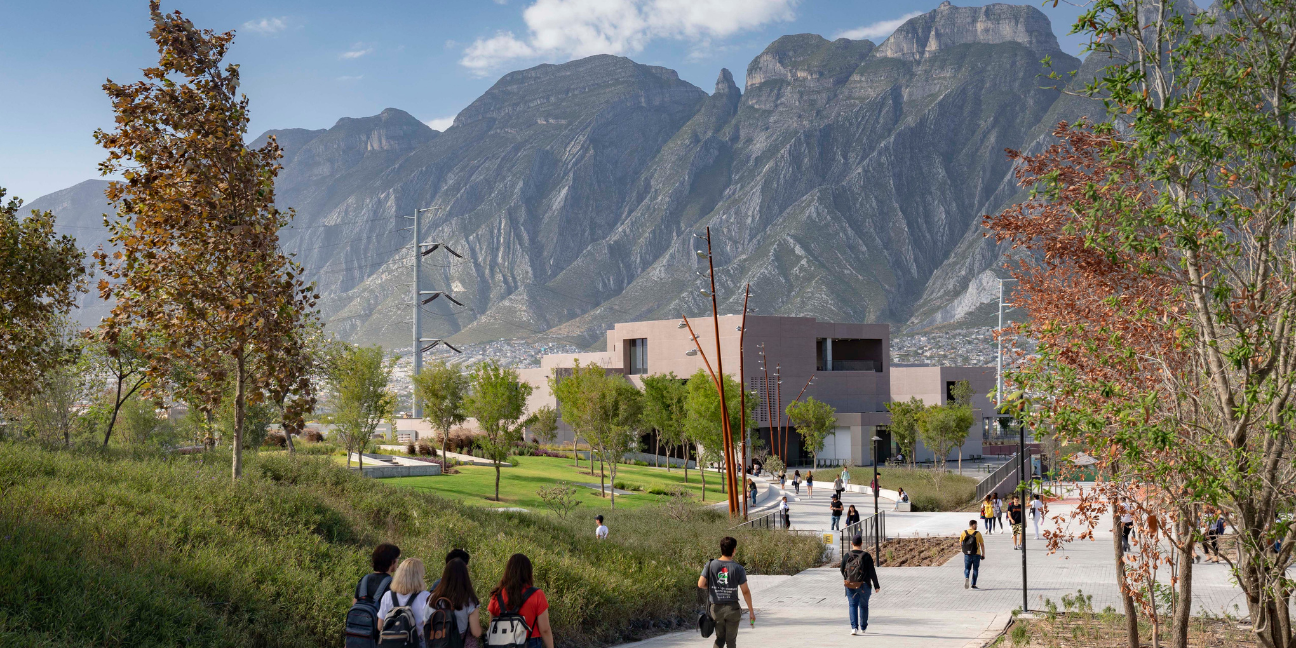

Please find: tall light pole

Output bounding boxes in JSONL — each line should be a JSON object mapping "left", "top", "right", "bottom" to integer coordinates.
{"left": 1019, "top": 416, "right": 1029, "bottom": 612}
{"left": 738, "top": 285, "right": 751, "bottom": 520}
{"left": 995, "top": 278, "right": 1018, "bottom": 408}
{"left": 405, "top": 206, "right": 463, "bottom": 418}
{"left": 871, "top": 434, "right": 882, "bottom": 560}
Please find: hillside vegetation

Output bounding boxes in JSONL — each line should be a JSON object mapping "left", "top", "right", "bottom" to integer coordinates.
{"left": 0, "top": 444, "right": 822, "bottom": 647}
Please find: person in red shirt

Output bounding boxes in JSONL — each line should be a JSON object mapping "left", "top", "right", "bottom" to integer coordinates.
{"left": 488, "top": 553, "right": 554, "bottom": 648}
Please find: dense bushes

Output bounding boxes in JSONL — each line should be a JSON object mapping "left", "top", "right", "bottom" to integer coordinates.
{"left": 846, "top": 466, "right": 978, "bottom": 512}
{"left": 0, "top": 443, "right": 821, "bottom": 648}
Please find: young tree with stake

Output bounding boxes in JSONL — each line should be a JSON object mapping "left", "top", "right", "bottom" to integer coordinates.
{"left": 326, "top": 345, "right": 396, "bottom": 471}
{"left": 413, "top": 359, "right": 468, "bottom": 469}
{"left": 466, "top": 360, "right": 533, "bottom": 502}
{"left": 786, "top": 397, "right": 836, "bottom": 469}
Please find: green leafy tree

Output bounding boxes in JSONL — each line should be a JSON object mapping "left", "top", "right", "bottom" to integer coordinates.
{"left": 549, "top": 360, "right": 603, "bottom": 470}
{"left": 326, "top": 345, "right": 396, "bottom": 471}
{"left": 94, "top": 2, "right": 317, "bottom": 480}
{"left": 786, "top": 397, "right": 837, "bottom": 469}
{"left": 885, "top": 397, "right": 925, "bottom": 467}
{"left": 684, "top": 370, "right": 754, "bottom": 500}
{"left": 413, "top": 360, "right": 468, "bottom": 467}
{"left": 17, "top": 322, "right": 95, "bottom": 447}
{"left": 585, "top": 376, "right": 644, "bottom": 508}
{"left": 85, "top": 329, "right": 152, "bottom": 447}
{"left": 527, "top": 405, "right": 559, "bottom": 446}
{"left": 0, "top": 188, "right": 87, "bottom": 408}
{"left": 918, "top": 403, "right": 972, "bottom": 490}
{"left": 641, "top": 372, "right": 687, "bottom": 472}
{"left": 465, "top": 360, "right": 533, "bottom": 501}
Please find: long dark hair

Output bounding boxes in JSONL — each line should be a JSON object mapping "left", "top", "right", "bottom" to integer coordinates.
{"left": 430, "top": 558, "right": 478, "bottom": 610}
{"left": 490, "top": 553, "right": 534, "bottom": 610}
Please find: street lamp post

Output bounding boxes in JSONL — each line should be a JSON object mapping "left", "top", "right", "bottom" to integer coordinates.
{"left": 1018, "top": 417, "right": 1028, "bottom": 612}
{"left": 871, "top": 435, "right": 882, "bottom": 560}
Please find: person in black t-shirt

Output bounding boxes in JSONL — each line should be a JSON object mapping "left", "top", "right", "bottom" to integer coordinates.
{"left": 353, "top": 543, "right": 401, "bottom": 605}
{"left": 698, "top": 537, "right": 755, "bottom": 648}
{"left": 1008, "top": 495, "right": 1025, "bottom": 550}
{"left": 830, "top": 495, "right": 844, "bottom": 530}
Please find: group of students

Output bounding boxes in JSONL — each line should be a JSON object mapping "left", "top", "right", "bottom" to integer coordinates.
{"left": 346, "top": 544, "right": 554, "bottom": 648}
{"left": 979, "top": 491, "right": 1045, "bottom": 549}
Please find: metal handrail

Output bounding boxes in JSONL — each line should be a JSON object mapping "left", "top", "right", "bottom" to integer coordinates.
{"left": 839, "top": 511, "right": 885, "bottom": 560}
{"left": 975, "top": 453, "right": 1019, "bottom": 502}
{"left": 730, "top": 508, "right": 788, "bottom": 531}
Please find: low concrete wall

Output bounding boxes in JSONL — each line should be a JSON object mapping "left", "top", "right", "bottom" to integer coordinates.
{"left": 625, "top": 452, "right": 696, "bottom": 469}
{"left": 353, "top": 463, "right": 442, "bottom": 478}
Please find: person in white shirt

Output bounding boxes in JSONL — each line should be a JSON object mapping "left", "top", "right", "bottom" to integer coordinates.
{"left": 1031, "top": 494, "right": 1046, "bottom": 540}
{"left": 377, "top": 558, "right": 432, "bottom": 643}
{"left": 595, "top": 514, "right": 609, "bottom": 539}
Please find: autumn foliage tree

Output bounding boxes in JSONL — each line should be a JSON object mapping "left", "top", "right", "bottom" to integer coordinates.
{"left": 94, "top": 2, "right": 317, "bottom": 480}
{"left": 0, "top": 188, "right": 87, "bottom": 408}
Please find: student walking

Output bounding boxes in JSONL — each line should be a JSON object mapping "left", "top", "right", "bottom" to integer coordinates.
{"left": 833, "top": 476, "right": 844, "bottom": 500}
{"left": 981, "top": 495, "right": 996, "bottom": 534}
{"left": 792, "top": 471, "right": 802, "bottom": 495}
{"left": 830, "top": 495, "right": 844, "bottom": 530}
{"left": 1009, "top": 495, "right": 1025, "bottom": 550}
{"left": 840, "top": 534, "right": 881, "bottom": 635}
{"left": 778, "top": 471, "right": 786, "bottom": 489}
{"left": 1030, "top": 494, "right": 1045, "bottom": 540}
{"left": 595, "top": 515, "right": 609, "bottom": 540}
{"left": 840, "top": 467, "right": 851, "bottom": 488}
{"left": 844, "top": 504, "right": 860, "bottom": 529}
{"left": 806, "top": 471, "right": 814, "bottom": 498}
{"left": 377, "top": 558, "right": 432, "bottom": 648}
{"left": 960, "top": 520, "right": 986, "bottom": 589}
{"left": 428, "top": 558, "right": 482, "bottom": 648}
{"left": 431, "top": 548, "right": 471, "bottom": 591}
{"left": 487, "top": 553, "right": 555, "bottom": 648}
{"left": 993, "top": 492, "right": 1004, "bottom": 530}
{"left": 698, "top": 536, "right": 756, "bottom": 648}
{"left": 748, "top": 478, "right": 758, "bottom": 505}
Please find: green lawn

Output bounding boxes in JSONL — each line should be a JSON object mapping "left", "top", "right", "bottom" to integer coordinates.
{"left": 385, "top": 455, "right": 732, "bottom": 511}
{"left": 846, "top": 466, "right": 979, "bottom": 512}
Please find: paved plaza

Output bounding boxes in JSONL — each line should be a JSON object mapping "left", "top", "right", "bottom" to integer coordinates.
{"left": 622, "top": 481, "right": 1249, "bottom": 648}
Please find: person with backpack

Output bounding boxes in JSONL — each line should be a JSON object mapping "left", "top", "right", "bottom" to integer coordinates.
{"left": 347, "top": 543, "right": 402, "bottom": 648}
{"left": 697, "top": 536, "right": 756, "bottom": 648}
{"left": 832, "top": 475, "right": 844, "bottom": 500}
{"left": 486, "top": 553, "right": 553, "bottom": 648}
{"left": 840, "top": 534, "right": 881, "bottom": 636}
{"left": 378, "top": 558, "right": 432, "bottom": 648}
{"left": 829, "top": 494, "right": 844, "bottom": 530}
{"left": 1009, "top": 494, "right": 1025, "bottom": 550}
{"left": 960, "top": 520, "right": 986, "bottom": 589}
{"left": 427, "top": 558, "right": 481, "bottom": 648}
{"left": 792, "top": 470, "right": 801, "bottom": 495}
{"left": 992, "top": 492, "right": 1004, "bottom": 530}
{"left": 805, "top": 471, "right": 814, "bottom": 498}
{"left": 431, "top": 549, "right": 471, "bottom": 592}
{"left": 981, "top": 495, "right": 996, "bottom": 534}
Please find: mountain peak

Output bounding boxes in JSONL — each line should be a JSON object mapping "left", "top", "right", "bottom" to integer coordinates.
{"left": 874, "top": 2, "right": 1061, "bottom": 62}
{"left": 715, "top": 68, "right": 738, "bottom": 96}
{"left": 745, "top": 33, "right": 875, "bottom": 91}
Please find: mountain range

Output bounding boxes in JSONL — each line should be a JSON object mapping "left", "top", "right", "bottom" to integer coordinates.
{"left": 27, "top": 1, "right": 1117, "bottom": 351}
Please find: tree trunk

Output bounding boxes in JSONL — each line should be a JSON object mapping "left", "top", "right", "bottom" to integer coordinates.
{"left": 1114, "top": 504, "right": 1140, "bottom": 648}
{"left": 232, "top": 349, "right": 246, "bottom": 480}
{"left": 103, "top": 377, "right": 126, "bottom": 447}
{"left": 1171, "top": 517, "right": 1195, "bottom": 648}
{"left": 599, "top": 452, "right": 606, "bottom": 497}
{"left": 442, "top": 428, "right": 450, "bottom": 473}
{"left": 655, "top": 434, "right": 660, "bottom": 468}
{"left": 699, "top": 453, "right": 706, "bottom": 501}
{"left": 494, "top": 461, "right": 501, "bottom": 501}
{"left": 610, "top": 462, "right": 617, "bottom": 509}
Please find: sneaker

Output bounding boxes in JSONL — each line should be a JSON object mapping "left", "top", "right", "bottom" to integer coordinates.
{"left": 964, "top": 577, "right": 969, "bottom": 589}
{"left": 971, "top": 585, "right": 980, "bottom": 590}
{"left": 850, "top": 629, "right": 859, "bottom": 636}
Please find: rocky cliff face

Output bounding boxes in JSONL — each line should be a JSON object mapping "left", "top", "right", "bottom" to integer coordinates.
{"left": 34, "top": 3, "right": 1094, "bottom": 349}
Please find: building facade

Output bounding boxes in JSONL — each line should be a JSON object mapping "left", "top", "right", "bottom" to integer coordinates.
{"left": 519, "top": 316, "right": 994, "bottom": 467}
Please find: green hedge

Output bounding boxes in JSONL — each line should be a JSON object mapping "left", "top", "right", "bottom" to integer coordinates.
{"left": 846, "top": 466, "right": 978, "bottom": 512}
{"left": 0, "top": 443, "right": 820, "bottom": 648}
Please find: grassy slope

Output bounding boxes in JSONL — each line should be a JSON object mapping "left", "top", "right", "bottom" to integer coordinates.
{"left": 384, "top": 456, "right": 729, "bottom": 511}
{"left": 846, "top": 466, "right": 979, "bottom": 512}
{"left": 0, "top": 444, "right": 820, "bottom": 648}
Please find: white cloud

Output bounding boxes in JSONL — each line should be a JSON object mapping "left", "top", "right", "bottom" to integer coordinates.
{"left": 460, "top": 0, "right": 798, "bottom": 73}
{"left": 423, "top": 115, "right": 458, "bottom": 131}
{"left": 340, "top": 44, "right": 373, "bottom": 60}
{"left": 834, "top": 11, "right": 922, "bottom": 41}
{"left": 242, "top": 17, "right": 288, "bottom": 35}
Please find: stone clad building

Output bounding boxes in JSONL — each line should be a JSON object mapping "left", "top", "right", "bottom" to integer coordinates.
{"left": 517, "top": 315, "right": 994, "bottom": 467}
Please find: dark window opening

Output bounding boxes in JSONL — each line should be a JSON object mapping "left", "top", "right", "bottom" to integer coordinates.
{"left": 818, "top": 338, "right": 884, "bottom": 372}
{"left": 626, "top": 338, "right": 648, "bottom": 375}
{"left": 946, "top": 380, "right": 957, "bottom": 403}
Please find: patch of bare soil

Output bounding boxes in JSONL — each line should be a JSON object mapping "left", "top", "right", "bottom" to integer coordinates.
{"left": 995, "top": 612, "right": 1258, "bottom": 647}
{"left": 878, "top": 536, "right": 960, "bottom": 567}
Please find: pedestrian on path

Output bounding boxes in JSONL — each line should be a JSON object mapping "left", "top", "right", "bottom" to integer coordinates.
{"left": 981, "top": 495, "right": 996, "bottom": 534}
{"left": 1120, "top": 502, "right": 1135, "bottom": 553}
{"left": 780, "top": 496, "right": 791, "bottom": 529}
{"left": 840, "top": 467, "right": 851, "bottom": 488}
{"left": 806, "top": 471, "right": 814, "bottom": 498}
{"left": 377, "top": 558, "right": 432, "bottom": 646}
{"left": 840, "top": 534, "right": 881, "bottom": 636}
{"left": 748, "top": 478, "right": 758, "bottom": 505}
{"left": 830, "top": 495, "right": 844, "bottom": 530}
{"left": 833, "top": 475, "right": 844, "bottom": 499}
{"left": 960, "top": 520, "right": 986, "bottom": 589}
{"left": 595, "top": 515, "right": 609, "bottom": 540}
{"left": 993, "top": 492, "right": 1004, "bottom": 530}
{"left": 429, "top": 558, "right": 483, "bottom": 647}
{"left": 792, "top": 471, "right": 801, "bottom": 496}
{"left": 1030, "top": 494, "right": 1045, "bottom": 540}
{"left": 845, "top": 504, "right": 860, "bottom": 529}
{"left": 778, "top": 471, "right": 786, "bottom": 489}
{"left": 1009, "top": 495, "right": 1025, "bottom": 550}
{"left": 698, "top": 537, "right": 756, "bottom": 648}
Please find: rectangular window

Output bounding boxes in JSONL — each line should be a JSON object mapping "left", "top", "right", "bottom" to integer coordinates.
{"left": 827, "top": 338, "right": 884, "bottom": 372}
{"left": 627, "top": 338, "right": 648, "bottom": 375}
{"left": 946, "top": 380, "right": 957, "bottom": 403}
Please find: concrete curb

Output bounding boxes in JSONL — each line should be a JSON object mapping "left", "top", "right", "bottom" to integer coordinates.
{"left": 962, "top": 612, "right": 1013, "bottom": 648}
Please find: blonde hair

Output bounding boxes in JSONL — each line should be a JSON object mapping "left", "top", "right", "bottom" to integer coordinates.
{"left": 390, "top": 558, "right": 427, "bottom": 595}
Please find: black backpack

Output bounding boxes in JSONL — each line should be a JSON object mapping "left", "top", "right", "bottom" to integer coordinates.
{"left": 485, "top": 588, "right": 537, "bottom": 648}
{"left": 378, "top": 591, "right": 423, "bottom": 648}
{"left": 346, "top": 573, "right": 393, "bottom": 648}
{"left": 961, "top": 531, "right": 980, "bottom": 555}
{"left": 843, "top": 552, "right": 868, "bottom": 588}
{"left": 426, "top": 596, "right": 465, "bottom": 648}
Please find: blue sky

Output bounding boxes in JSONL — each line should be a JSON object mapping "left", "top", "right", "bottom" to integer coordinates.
{"left": 0, "top": 0, "right": 1089, "bottom": 200}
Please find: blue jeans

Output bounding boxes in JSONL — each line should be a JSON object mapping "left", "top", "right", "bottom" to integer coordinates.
{"left": 526, "top": 639, "right": 544, "bottom": 648}
{"left": 964, "top": 554, "right": 981, "bottom": 586}
{"left": 845, "top": 585, "right": 872, "bottom": 630}
{"left": 831, "top": 515, "right": 841, "bottom": 530}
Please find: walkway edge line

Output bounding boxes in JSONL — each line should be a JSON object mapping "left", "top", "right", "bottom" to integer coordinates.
{"left": 962, "top": 612, "right": 1013, "bottom": 648}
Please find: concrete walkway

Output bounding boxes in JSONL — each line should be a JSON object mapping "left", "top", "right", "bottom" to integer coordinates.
{"left": 618, "top": 499, "right": 1250, "bottom": 648}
